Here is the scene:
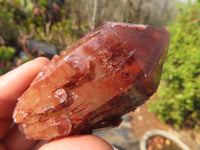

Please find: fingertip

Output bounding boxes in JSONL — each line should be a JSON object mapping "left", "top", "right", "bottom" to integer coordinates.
{"left": 32, "top": 57, "right": 50, "bottom": 66}
{"left": 0, "top": 57, "right": 49, "bottom": 79}
{"left": 39, "top": 135, "right": 113, "bottom": 150}
{"left": 0, "top": 57, "right": 50, "bottom": 119}
{"left": 0, "top": 57, "right": 49, "bottom": 98}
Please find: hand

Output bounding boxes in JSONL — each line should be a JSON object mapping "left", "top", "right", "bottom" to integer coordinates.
{"left": 0, "top": 57, "right": 113, "bottom": 150}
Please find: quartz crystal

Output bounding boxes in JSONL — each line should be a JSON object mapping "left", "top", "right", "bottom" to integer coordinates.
{"left": 13, "top": 22, "right": 170, "bottom": 140}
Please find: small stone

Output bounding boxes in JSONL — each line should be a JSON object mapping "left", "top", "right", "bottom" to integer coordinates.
{"left": 157, "top": 143, "right": 162, "bottom": 149}
{"left": 18, "top": 38, "right": 58, "bottom": 59}
{"left": 165, "top": 139, "right": 171, "bottom": 145}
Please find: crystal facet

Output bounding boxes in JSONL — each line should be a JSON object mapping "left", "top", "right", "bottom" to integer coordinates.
{"left": 13, "top": 22, "right": 170, "bottom": 140}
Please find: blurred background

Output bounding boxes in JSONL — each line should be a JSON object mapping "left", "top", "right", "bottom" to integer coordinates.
{"left": 0, "top": 0, "right": 199, "bottom": 149}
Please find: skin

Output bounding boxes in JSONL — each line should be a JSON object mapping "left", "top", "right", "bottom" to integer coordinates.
{"left": 0, "top": 57, "right": 113, "bottom": 150}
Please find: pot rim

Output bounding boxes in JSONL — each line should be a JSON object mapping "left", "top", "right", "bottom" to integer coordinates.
{"left": 140, "top": 129, "right": 190, "bottom": 150}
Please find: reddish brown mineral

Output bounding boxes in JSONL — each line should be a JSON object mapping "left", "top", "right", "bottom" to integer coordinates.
{"left": 13, "top": 22, "right": 170, "bottom": 140}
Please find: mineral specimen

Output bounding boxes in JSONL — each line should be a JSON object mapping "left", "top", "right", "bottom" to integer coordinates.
{"left": 13, "top": 22, "right": 170, "bottom": 140}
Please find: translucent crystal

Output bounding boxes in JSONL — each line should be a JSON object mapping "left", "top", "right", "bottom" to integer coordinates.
{"left": 13, "top": 22, "right": 170, "bottom": 140}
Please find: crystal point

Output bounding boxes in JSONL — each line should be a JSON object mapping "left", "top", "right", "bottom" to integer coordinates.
{"left": 13, "top": 22, "right": 170, "bottom": 140}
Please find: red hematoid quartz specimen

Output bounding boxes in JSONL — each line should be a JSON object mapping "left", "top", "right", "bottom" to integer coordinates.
{"left": 13, "top": 22, "right": 170, "bottom": 140}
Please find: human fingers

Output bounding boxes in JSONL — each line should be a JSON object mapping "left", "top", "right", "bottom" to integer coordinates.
{"left": 2, "top": 125, "right": 37, "bottom": 150}
{"left": 0, "top": 57, "right": 49, "bottom": 119}
{"left": 39, "top": 135, "right": 113, "bottom": 150}
{"left": 0, "top": 57, "right": 49, "bottom": 139}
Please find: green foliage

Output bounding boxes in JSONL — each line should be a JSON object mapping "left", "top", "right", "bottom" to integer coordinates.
{"left": 0, "top": 46, "right": 16, "bottom": 75}
{"left": 0, "top": 46, "right": 16, "bottom": 61}
{"left": 19, "top": 0, "right": 33, "bottom": 13}
{"left": 25, "top": 18, "right": 79, "bottom": 50}
{"left": 148, "top": 0, "right": 200, "bottom": 128}
{"left": 40, "top": 0, "right": 47, "bottom": 7}
{"left": 0, "top": 1, "right": 22, "bottom": 41}
{"left": 0, "top": 0, "right": 83, "bottom": 51}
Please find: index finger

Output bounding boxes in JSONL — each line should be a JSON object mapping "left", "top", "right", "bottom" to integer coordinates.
{"left": 0, "top": 57, "right": 49, "bottom": 119}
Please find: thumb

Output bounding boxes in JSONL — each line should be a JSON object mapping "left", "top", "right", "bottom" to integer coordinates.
{"left": 39, "top": 135, "right": 113, "bottom": 150}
